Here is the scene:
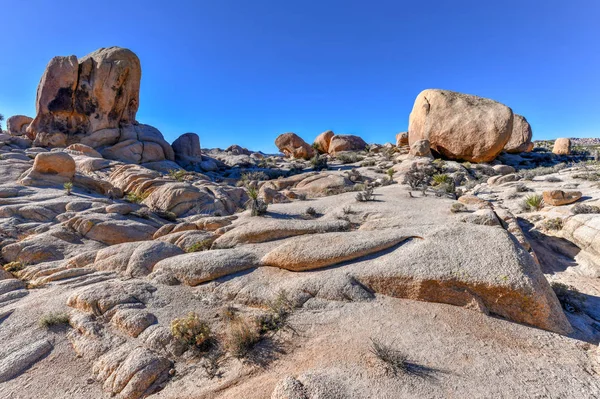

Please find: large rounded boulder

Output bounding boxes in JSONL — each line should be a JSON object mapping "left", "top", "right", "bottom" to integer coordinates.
{"left": 6, "top": 115, "right": 33, "bottom": 136}
{"left": 25, "top": 47, "right": 173, "bottom": 164}
{"left": 504, "top": 114, "right": 533, "bottom": 153}
{"left": 408, "top": 89, "right": 514, "bottom": 163}
{"left": 313, "top": 130, "right": 334, "bottom": 153}
{"left": 327, "top": 134, "right": 367, "bottom": 154}
{"left": 553, "top": 138, "right": 571, "bottom": 155}
{"left": 275, "top": 133, "right": 315, "bottom": 159}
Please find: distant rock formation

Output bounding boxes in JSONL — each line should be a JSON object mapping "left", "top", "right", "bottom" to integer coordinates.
{"left": 328, "top": 134, "right": 367, "bottom": 154}
{"left": 553, "top": 138, "right": 571, "bottom": 155}
{"left": 408, "top": 89, "right": 513, "bottom": 162}
{"left": 6, "top": 115, "right": 33, "bottom": 136}
{"left": 275, "top": 132, "right": 315, "bottom": 159}
{"left": 313, "top": 130, "right": 334, "bottom": 154}
{"left": 26, "top": 47, "right": 174, "bottom": 164}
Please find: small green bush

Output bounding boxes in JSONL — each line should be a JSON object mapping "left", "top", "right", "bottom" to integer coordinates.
{"left": 245, "top": 186, "right": 268, "bottom": 216}
{"left": 63, "top": 181, "right": 73, "bottom": 195}
{"left": 336, "top": 152, "right": 364, "bottom": 164}
{"left": 168, "top": 169, "right": 188, "bottom": 182}
{"left": 522, "top": 194, "right": 544, "bottom": 212}
{"left": 186, "top": 239, "right": 213, "bottom": 253}
{"left": 126, "top": 191, "right": 149, "bottom": 204}
{"left": 432, "top": 174, "right": 452, "bottom": 186}
{"left": 171, "top": 312, "right": 213, "bottom": 351}
{"left": 39, "top": 312, "right": 70, "bottom": 329}
{"left": 310, "top": 154, "right": 328, "bottom": 171}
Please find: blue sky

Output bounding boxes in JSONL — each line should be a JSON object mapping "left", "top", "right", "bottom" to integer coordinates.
{"left": 1, "top": 0, "right": 599, "bottom": 153}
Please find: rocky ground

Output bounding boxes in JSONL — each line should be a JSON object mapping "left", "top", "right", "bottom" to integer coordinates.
{"left": 1, "top": 138, "right": 600, "bottom": 398}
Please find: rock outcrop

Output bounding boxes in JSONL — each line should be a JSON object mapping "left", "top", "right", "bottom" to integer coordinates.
{"left": 19, "top": 151, "right": 75, "bottom": 187}
{"left": 172, "top": 133, "right": 202, "bottom": 170}
{"left": 26, "top": 47, "right": 174, "bottom": 164}
{"left": 328, "top": 134, "right": 367, "bottom": 154}
{"left": 504, "top": 114, "right": 533, "bottom": 153}
{"left": 396, "top": 131, "right": 409, "bottom": 147}
{"left": 275, "top": 133, "right": 315, "bottom": 159}
{"left": 553, "top": 138, "right": 571, "bottom": 155}
{"left": 6, "top": 115, "right": 33, "bottom": 136}
{"left": 313, "top": 130, "right": 334, "bottom": 154}
{"left": 408, "top": 89, "right": 513, "bottom": 162}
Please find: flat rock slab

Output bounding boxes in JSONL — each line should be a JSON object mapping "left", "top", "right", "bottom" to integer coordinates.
{"left": 543, "top": 190, "right": 582, "bottom": 206}
{"left": 261, "top": 229, "right": 416, "bottom": 271}
{"left": 93, "top": 241, "right": 184, "bottom": 277}
{"left": 151, "top": 248, "right": 260, "bottom": 286}
{"left": 0, "top": 339, "right": 52, "bottom": 383}
{"left": 212, "top": 218, "right": 350, "bottom": 249}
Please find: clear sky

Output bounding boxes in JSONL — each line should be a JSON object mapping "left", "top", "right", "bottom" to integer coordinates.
{"left": 1, "top": 0, "right": 599, "bottom": 153}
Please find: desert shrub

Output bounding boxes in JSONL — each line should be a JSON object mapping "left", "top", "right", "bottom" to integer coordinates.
{"left": 39, "top": 312, "right": 70, "bottom": 329}
{"left": 3, "top": 261, "right": 24, "bottom": 273}
{"left": 342, "top": 205, "right": 355, "bottom": 215}
{"left": 257, "top": 291, "right": 294, "bottom": 335}
{"left": 522, "top": 194, "right": 544, "bottom": 212}
{"left": 226, "top": 318, "right": 261, "bottom": 358}
{"left": 245, "top": 186, "right": 268, "bottom": 216}
{"left": 152, "top": 209, "right": 177, "bottom": 222}
{"left": 241, "top": 171, "right": 270, "bottom": 182}
{"left": 63, "top": 181, "right": 73, "bottom": 195}
{"left": 361, "top": 159, "right": 376, "bottom": 167}
{"left": 356, "top": 186, "right": 375, "bottom": 202}
{"left": 386, "top": 168, "right": 396, "bottom": 181}
{"left": 200, "top": 348, "right": 224, "bottom": 379}
{"left": 572, "top": 203, "right": 600, "bottom": 214}
{"left": 462, "top": 162, "right": 472, "bottom": 169}
{"left": 168, "top": 169, "right": 188, "bottom": 182}
{"left": 132, "top": 208, "right": 151, "bottom": 219}
{"left": 521, "top": 163, "right": 568, "bottom": 180}
{"left": 171, "top": 312, "right": 213, "bottom": 351}
{"left": 126, "top": 191, "right": 149, "bottom": 204}
{"left": 450, "top": 203, "right": 467, "bottom": 213}
{"left": 514, "top": 183, "right": 532, "bottom": 193}
{"left": 186, "top": 239, "right": 213, "bottom": 253}
{"left": 305, "top": 207, "right": 319, "bottom": 218}
{"left": 542, "top": 218, "right": 563, "bottom": 231}
{"left": 336, "top": 152, "right": 364, "bottom": 164}
{"left": 221, "top": 306, "right": 238, "bottom": 321}
{"left": 370, "top": 338, "right": 409, "bottom": 376}
{"left": 545, "top": 176, "right": 562, "bottom": 183}
{"left": 403, "top": 164, "right": 431, "bottom": 193}
{"left": 572, "top": 172, "right": 600, "bottom": 181}
{"left": 309, "top": 154, "right": 328, "bottom": 171}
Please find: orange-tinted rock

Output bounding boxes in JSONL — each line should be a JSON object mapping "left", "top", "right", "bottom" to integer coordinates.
{"left": 543, "top": 190, "right": 581, "bottom": 206}
{"left": 275, "top": 133, "right": 315, "bottom": 159}
{"left": 313, "top": 130, "right": 334, "bottom": 153}
{"left": 408, "top": 89, "right": 513, "bottom": 162}
{"left": 552, "top": 138, "right": 571, "bottom": 155}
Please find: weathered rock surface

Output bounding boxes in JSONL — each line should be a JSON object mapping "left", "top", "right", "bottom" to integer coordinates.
{"left": 151, "top": 248, "right": 261, "bottom": 286}
{"left": 553, "top": 138, "right": 571, "bottom": 155}
{"left": 6, "top": 115, "right": 33, "bottom": 136}
{"left": 409, "top": 139, "right": 432, "bottom": 157}
{"left": 396, "top": 131, "right": 409, "bottom": 147}
{"left": 275, "top": 133, "right": 315, "bottom": 160}
{"left": 19, "top": 151, "right": 75, "bottom": 187}
{"left": 543, "top": 190, "right": 582, "bottom": 206}
{"left": 93, "top": 241, "right": 184, "bottom": 277}
{"left": 0, "top": 339, "right": 53, "bottom": 383}
{"left": 313, "top": 130, "right": 334, "bottom": 154}
{"left": 64, "top": 212, "right": 157, "bottom": 245}
{"left": 172, "top": 133, "right": 204, "bottom": 170}
{"left": 328, "top": 135, "right": 367, "bottom": 154}
{"left": 26, "top": 47, "right": 173, "bottom": 164}
{"left": 212, "top": 218, "right": 350, "bottom": 249}
{"left": 261, "top": 229, "right": 415, "bottom": 271}
{"left": 408, "top": 89, "right": 513, "bottom": 162}
{"left": 504, "top": 114, "right": 533, "bottom": 153}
